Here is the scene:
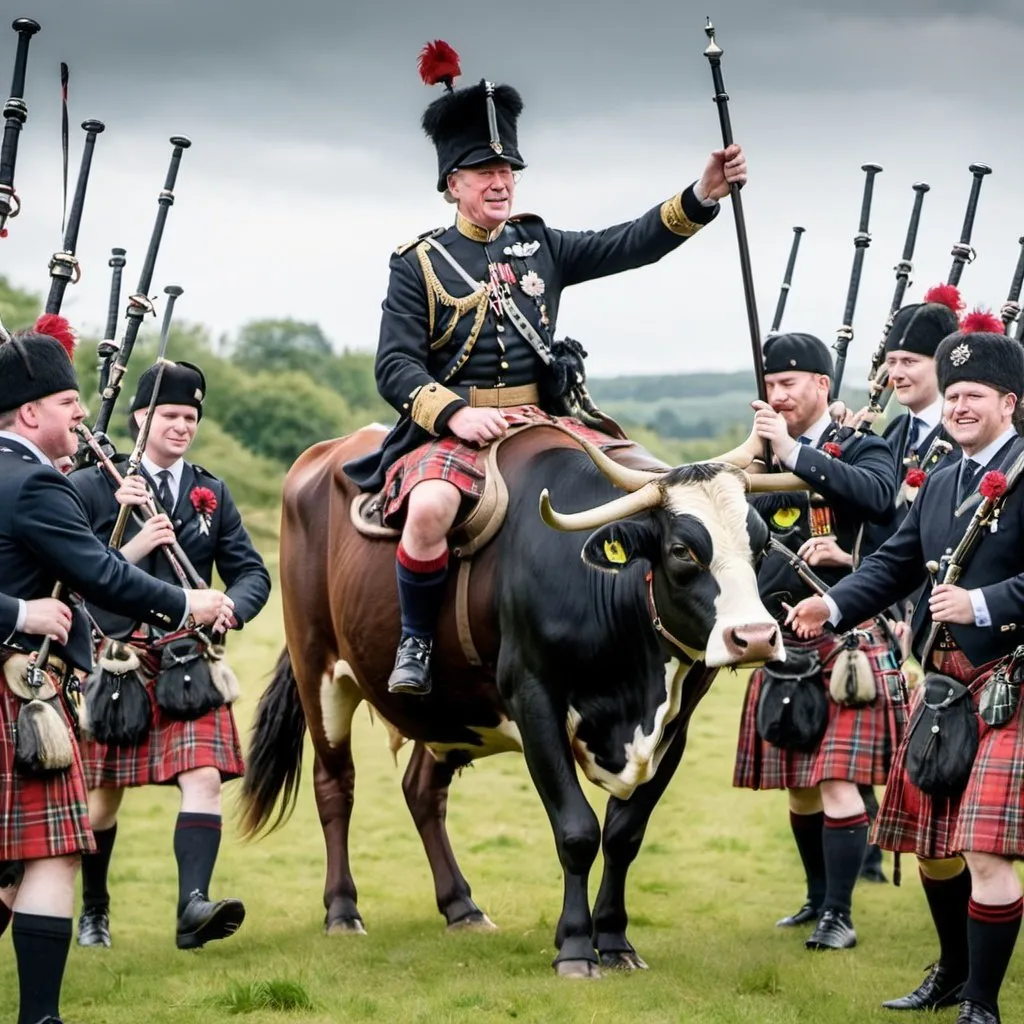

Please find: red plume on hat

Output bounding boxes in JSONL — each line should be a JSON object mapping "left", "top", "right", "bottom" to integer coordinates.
{"left": 923, "top": 283, "right": 964, "bottom": 316}
{"left": 418, "top": 40, "right": 461, "bottom": 91}
{"left": 960, "top": 307, "right": 1005, "bottom": 334}
{"left": 33, "top": 314, "right": 76, "bottom": 360}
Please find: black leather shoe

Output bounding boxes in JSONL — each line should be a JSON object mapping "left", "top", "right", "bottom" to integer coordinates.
{"left": 805, "top": 909, "right": 857, "bottom": 950}
{"left": 176, "top": 890, "right": 246, "bottom": 950}
{"left": 882, "top": 962, "right": 965, "bottom": 1010}
{"left": 775, "top": 901, "right": 820, "bottom": 928}
{"left": 387, "top": 635, "right": 433, "bottom": 696}
{"left": 77, "top": 906, "right": 111, "bottom": 948}
{"left": 956, "top": 999, "right": 1000, "bottom": 1023}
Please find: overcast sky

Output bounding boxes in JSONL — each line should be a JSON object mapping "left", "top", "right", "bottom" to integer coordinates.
{"left": 3, "top": 0, "right": 1024, "bottom": 382}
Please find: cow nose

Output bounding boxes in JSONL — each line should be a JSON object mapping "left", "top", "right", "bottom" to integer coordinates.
{"left": 723, "top": 623, "right": 779, "bottom": 664}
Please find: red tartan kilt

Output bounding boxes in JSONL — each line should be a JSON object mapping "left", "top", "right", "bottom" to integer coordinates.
{"left": 733, "top": 623, "right": 907, "bottom": 791}
{"left": 382, "top": 405, "right": 627, "bottom": 526}
{"left": 873, "top": 655, "right": 993, "bottom": 858}
{"left": 81, "top": 672, "right": 244, "bottom": 790}
{"left": 0, "top": 680, "right": 95, "bottom": 860}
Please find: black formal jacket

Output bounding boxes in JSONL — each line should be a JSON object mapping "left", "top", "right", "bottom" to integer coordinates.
{"left": 0, "top": 438, "right": 188, "bottom": 670}
{"left": 70, "top": 456, "right": 271, "bottom": 639}
{"left": 752, "top": 423, "right": 896, "bottom": 620}
{"left": 0, "top": 591, "right": 19, "bottom": 643}
{"left": 830, "top": 435, "right": 1024, "bottom": 666}
{"left": 858, "top": 410, "right": 958, "bottom": 559}
{"left": 345, "top": 185, "right": 719, "bottom": 491}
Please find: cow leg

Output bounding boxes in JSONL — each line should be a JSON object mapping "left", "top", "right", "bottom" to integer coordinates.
{"left": 510, "top": 677, "right": 602, "bottom": 978}
{"left": 592, "top": 718, "right": 689, "bottom": 971}
{"left": 313, "top": 743, "right": 365, "bottom": 935}
{"left": 402, "top": 742, "right": 495, "bottom": 931}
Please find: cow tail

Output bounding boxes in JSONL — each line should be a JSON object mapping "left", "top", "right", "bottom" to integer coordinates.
{"left": 239, "top": 647, "right": 307, "bottom": 839}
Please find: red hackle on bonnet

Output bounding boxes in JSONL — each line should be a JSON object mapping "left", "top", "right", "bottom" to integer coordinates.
{"left": 960, "top": 308, "right": 1006, "bottom": 334}
{"left": 923, "top": 283, "right": 964, "bottom": 315}
{"left": 33, "top": 314, "right": 77, "bottom": 359}
{"left": 418, "top": 40, "right": 461, "bottom": 91}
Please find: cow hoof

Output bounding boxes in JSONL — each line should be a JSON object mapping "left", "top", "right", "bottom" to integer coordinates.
{"left": 600, "top": 950, "right": 649, "bottom": 971}
{"left": 447, "top": 912, "right": 498, "bottom": 933}
{"left": 325, "top": 917, "right": 367, "bottom": 936}
{"left": 555, "top": 959, "right": 602, "bottom": 979}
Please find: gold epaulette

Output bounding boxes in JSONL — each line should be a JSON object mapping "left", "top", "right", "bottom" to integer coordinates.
{"left": 395, "top": 226, "right": 446, "bottom": 256}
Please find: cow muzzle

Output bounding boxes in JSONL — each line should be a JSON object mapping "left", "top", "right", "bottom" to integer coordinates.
{"left": 706, "top": 621, "right": 784, "bottom": 668}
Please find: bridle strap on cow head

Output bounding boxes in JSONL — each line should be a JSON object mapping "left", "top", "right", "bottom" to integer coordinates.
{"left": 645, "top": 570, "right": 696, "bottom": 663}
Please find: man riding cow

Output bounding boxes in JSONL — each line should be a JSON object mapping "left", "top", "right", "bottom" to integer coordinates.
{"left": 343, "top": 39, "right": 747, "bottom": 697}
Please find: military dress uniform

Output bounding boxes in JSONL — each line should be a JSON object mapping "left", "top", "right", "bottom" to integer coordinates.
{"left": 823, "top": 330, "right": 1024, "bottom": 1023}
{"left": 344, "top": 48, "right": 726, "bottom": 697}
{"left": 69, "top": 360, "right": 271, "bottom": 951}
{"left": 731, "top": 332, "right": 905, "bottom": 949}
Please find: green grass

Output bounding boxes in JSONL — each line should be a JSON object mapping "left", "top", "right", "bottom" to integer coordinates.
{"left": 3, "top": 549, "right": 1022, "bottom": 1023}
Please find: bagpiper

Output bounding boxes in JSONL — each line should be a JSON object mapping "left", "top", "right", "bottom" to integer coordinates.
{"left": 69, "top": 359, "right": 271, "bottom": 951}
{"left": 0, "top": 329, "right": 232, "bottom": 1024}
{"left": 788, "top": 324, "right": 1024, "bottom": 1024}
{"left": 732, "top": 331, "right": 907, "bottom": 950}
{"left": 343, "top": 39, "right": 747, "bottom": 697}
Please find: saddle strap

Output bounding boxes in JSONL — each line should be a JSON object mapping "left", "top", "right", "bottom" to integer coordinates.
{"left": 455, "top": 559, "right": 482, "bottom": 667}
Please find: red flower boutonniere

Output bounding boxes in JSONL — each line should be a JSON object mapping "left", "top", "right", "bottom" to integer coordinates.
{"left": 189, "top": 486, "right": 218, "bottom": 536}
{"left": 980, "top": 470, "right": 1008, "bottom": 501}
{"left": 904, "top": 468, "right": 926, "bottom": 489}
{"left": 822, "top": 442, "right": 842, "bottom": 459}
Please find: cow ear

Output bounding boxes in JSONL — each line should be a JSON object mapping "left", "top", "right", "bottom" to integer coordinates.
{"left": 582, "top": 520, "right": 659, "bottom": 574}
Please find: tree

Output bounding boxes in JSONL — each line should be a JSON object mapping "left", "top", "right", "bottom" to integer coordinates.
{"left": 231, "top": 319, "right": 333, "bottom": 372}
{"left": 0, "top": 276, "right": 42, "bottom": 333}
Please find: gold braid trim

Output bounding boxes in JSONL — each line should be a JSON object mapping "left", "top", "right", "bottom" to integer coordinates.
{"left": 415, "top": 242, "right": 490, "bottom": 351}
{"left": 660, "top": 193, "right": 704, "bottom": 238}
{"left": 411, "top": 382, "right": 463, "bottom": 435}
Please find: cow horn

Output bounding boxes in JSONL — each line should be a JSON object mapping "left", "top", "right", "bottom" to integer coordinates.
{"left": 569, "top": 434, "right": 664, "bottom": 492}
{"left": 703, "top": 425, "right": 764, "bottom": 469}
{"left": 742, "top": 471, "right": 814, "bottom": 493}
{"left": 539, "top": 480, "right": 663, "bottom": 532}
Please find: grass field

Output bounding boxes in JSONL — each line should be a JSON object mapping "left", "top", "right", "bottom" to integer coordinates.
{"left": 3, "top": 544, "right": 1022, "bottom": 1023}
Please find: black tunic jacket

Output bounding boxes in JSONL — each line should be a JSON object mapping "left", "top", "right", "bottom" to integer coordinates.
{"left": 345, "top": 186, "right": 718, "bottom": 491}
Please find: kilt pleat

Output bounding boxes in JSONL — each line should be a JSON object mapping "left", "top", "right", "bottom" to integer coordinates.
{"left": 0, "top": 682, "right": 95, "bottom": 860}
{"left": 734, "top": 623, "right": 906, "bottom": 791}
{"left": 873, "top": 655, "right": 993, "bottom": 858}
{"left": 81, "top": 674, "right": 244, "bottom": 790}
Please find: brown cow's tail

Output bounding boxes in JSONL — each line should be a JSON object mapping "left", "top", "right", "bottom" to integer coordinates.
{"left": 239, "top": 647, "right": 307, "bottom": 839}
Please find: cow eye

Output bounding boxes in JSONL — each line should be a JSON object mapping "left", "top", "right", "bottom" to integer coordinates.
{"left": 671, "top": 543, "right": 697, "bottom": 563}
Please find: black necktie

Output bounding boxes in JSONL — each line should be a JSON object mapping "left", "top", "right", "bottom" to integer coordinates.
{"left": 957, "top": 459, "right": 979, "bottom": 505}
{"left": 156, "top": 469, "right": 174, "bottom": 513}
{"left": 798, "top": 435, "right": 811, "bottom": 445}
{"left": 905, "top": 416, "right": 925, "bottom": 458}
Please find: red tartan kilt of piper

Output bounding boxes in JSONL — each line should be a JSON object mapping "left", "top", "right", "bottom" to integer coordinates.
{"left": 873, "top": 652, "right": 993, "bottom": 858}
{"left": 0, "top": 675, "right": 95, "bottom": 861}
{"left": 733, "top": 622, "right": 907, "bottom": 791}
{"left": 81, "top": 657, "right": 244, "bottom": 791}
{"left": 381, "top": 405, "right": 629, "bottom": 527}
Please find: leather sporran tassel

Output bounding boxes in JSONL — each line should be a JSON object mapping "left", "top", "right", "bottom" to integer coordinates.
{"left": 14, "top": 698, "right": 73, "bottom": 777}
{"left": 207, "top": 644, "right": 241, "bottom": 704}
{"left": 83, "top": 639, "right": 151, "bottom": 746}
{"left": 828, "top": 635, "right": 877, "bottom": 706}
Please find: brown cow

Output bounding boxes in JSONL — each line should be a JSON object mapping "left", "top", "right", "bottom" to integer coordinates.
{"left": 240, "top": 424, "right": 802, "bottom": 976}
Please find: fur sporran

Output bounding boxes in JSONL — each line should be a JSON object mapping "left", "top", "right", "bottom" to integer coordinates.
{"left": 153, "top": 635, "right": 224, "bottom": 721}
{"left": 905, "top": 673, "right": 978, "bottom": 797}
{"left": 827, "top": 634, "right": 877, "bottom": 707}
{"left": 84, "top": 641, "right": 152, "bottom": 746}
{"left": 979, "top": 656, "right": 1024, "bottom": 729}
{"left": 756, "top": 646, "right": 829, "bottom": 751}
{"left": 3, "top": 654, "right": 57, "bottom": 702}
{"left": 14, "top": 698, "right": 74, "bottom": 778}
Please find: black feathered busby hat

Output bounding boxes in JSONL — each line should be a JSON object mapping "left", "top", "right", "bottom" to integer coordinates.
{"left": 885, "top": 284, "right": 963, "bottom": 359}
{"left": 762, "top": 332, "right": 833, "bottom": 378}
{"left": 418, "top": 40, "right": 526, "bottom": 192}
{"left": 129, "top": 360, "right": 206, "bottom": 419}
{"left": 936, "top": 310, "right": 1024, "bottom": 400}
{"left": 0, "top": 324, "right": 79, "bottom": 414}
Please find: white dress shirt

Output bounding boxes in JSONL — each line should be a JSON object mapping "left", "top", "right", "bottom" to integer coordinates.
{"left": 781, "top": 409, "right": 834, "bottom": 470}
{"left": 142, "top": 455, "right": 185, "bottom": 510}
{"left": 904, "top": 396, "right": 944, "bottom": 452}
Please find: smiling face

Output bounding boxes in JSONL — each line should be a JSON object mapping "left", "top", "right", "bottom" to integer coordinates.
{"left": 886, "top": 351, "right": 938, "bottom": 413}
{"left": 943, "top": 380, "right": 1016, "bottom": 455}
{"left": 764, "top": 370, "right": 831, "bottom": 437}
{"left": 135, "top": 403, "right": 199, "bottom": 466}
{"left": 447, "top": 161, "right": 516, "bottom": 230}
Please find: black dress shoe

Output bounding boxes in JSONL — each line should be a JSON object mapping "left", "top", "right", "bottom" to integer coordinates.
{"left": 77, "top": 906, "right": 111, "bottom": 948}
{"left": 882, "top": 962, "right": 965, "bottom": 1010}
{"left": 775, "top": 901, "right": 820, "bottom": 928}
{"left": 387, "top": 635, "right": 433, "bottom": 696}
{"left": 176, "top": 890, "right": 246, "bottom": 950}
{"left": 956, "top": 999, "right": 1000, "bottom": 1023}
{"left": 805, "top": 908, "right": 857, "bottom": 950}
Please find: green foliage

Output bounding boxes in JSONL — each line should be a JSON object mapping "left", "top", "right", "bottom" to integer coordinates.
{"left": 0, "top": 275, "right": 42, "bottom": 332}
{"left": 215, "top": 979, "right": 315, "bottom": 1014}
